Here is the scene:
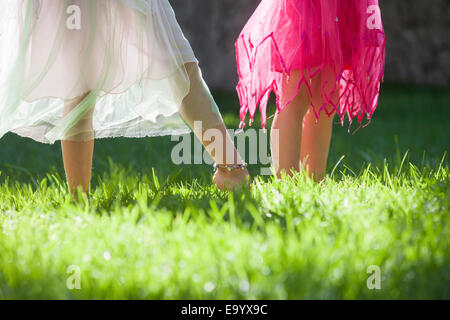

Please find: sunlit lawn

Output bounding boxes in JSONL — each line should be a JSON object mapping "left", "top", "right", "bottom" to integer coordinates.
{"left": 0, "top": 84, "right": 448, "bottom": 299}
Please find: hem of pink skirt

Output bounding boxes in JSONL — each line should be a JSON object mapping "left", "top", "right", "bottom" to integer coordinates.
{"left": 236, "top": 32, "right": 386, "bottom": 135}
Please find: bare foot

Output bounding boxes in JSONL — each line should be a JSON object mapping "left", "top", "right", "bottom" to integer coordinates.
{"left": 213, "top": 168, "right": 251, "bottom": 191}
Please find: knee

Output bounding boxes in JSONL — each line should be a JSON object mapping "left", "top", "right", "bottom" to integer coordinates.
{"left": 308, "top": 108, "right": 336, "bottom": 126}
{"left": 292, "top": 94, "right": 311, "bottom": 117}
{"left": 281, "top": 72, "right": 312, "bottom": 116}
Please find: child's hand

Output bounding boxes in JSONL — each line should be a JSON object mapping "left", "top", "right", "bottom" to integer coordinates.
{"left": 213, "top": 167, "right": 251, "bottom": 191}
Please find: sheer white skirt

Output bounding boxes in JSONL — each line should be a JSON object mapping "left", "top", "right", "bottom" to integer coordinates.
{"left": 0, "top": 0, "right": 218, "bottom": 143}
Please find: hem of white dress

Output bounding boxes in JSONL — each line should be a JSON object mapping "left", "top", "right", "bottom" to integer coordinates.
{"left": 1, "top": 58, "right": 202, "bottom": 144}
{"left": 9, "top": 126, "right": 192, "bottom": 144}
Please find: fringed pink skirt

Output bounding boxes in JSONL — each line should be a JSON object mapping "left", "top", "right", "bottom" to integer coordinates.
{"left": 236, "top": 0, "right": 386, "bottom": 132}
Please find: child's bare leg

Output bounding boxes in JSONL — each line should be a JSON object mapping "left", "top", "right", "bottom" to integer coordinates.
{"left": 300, "top": 70, "right": 337, "bottom": 181}
{"left": 271, "top": 70, "right": 310, "bottom": 177}
{"left": 300, "top": 109, "right": 335, "bottom": 181}
{"left": 61, "top": 92, "right": 95, "bottom": 194}
{"left": 179, "top": 63, "right": 249, "bottom": 190}
{"left": 62, "top": 140, "right": 94, "bottom": 194}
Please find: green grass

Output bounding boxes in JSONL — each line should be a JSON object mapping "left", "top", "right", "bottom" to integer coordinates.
{"left": 0, "top": 84, "right": 449, "bottom": 299}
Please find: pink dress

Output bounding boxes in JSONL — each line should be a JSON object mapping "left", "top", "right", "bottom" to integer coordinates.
{"left": 236, "top": 0, "right": 386, "bottom": 132}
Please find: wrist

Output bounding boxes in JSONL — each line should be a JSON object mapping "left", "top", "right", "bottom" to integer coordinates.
{"left": 213, "top": 162, "right": 247, "bottom": 172}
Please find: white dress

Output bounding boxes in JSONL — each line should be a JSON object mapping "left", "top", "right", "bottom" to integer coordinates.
{"left": 0, "top": 0, "right": 202, "bottom": 143}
